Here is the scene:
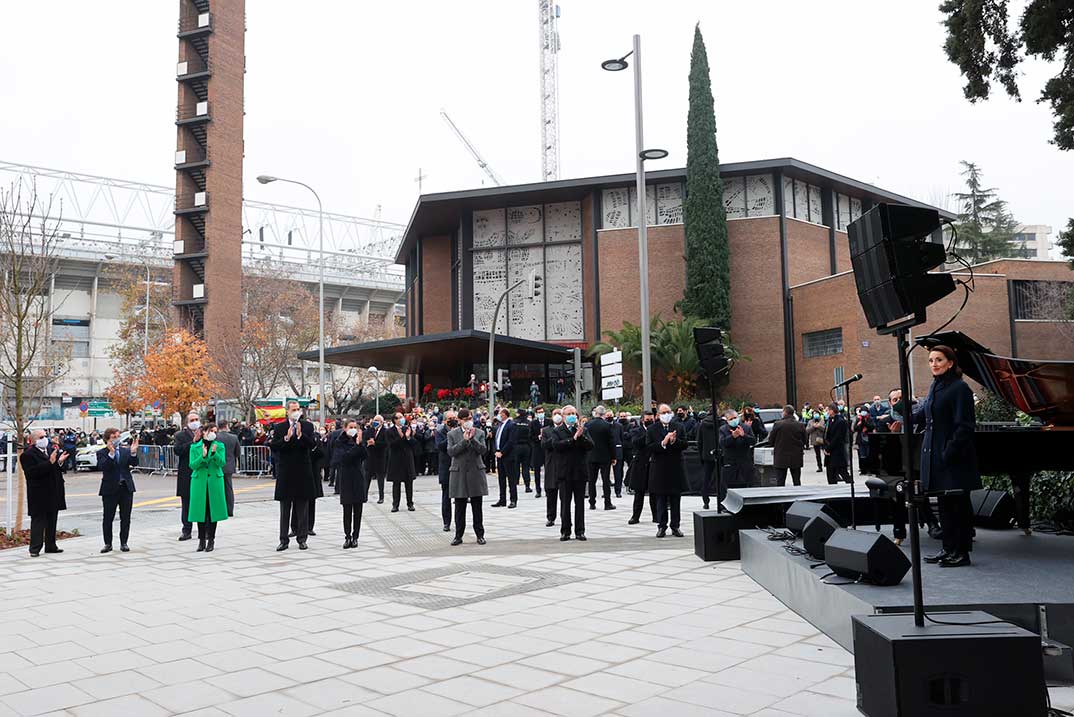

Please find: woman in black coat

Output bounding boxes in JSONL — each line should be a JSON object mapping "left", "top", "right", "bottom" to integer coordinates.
{"left": 332, "top": 419, "right": 368, "bottom": 549}
{"left": 916, "top": 345, "right": 980, "bottom": 568}
{"left": 646, "top": 405, "right": 688, "bottom": 537}
{"left": 384, "top": 413, "right": 418, "bottom": 512}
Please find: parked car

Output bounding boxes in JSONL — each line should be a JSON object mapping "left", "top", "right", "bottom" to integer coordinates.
{"left": 76, "top": 430, "right": 131, "bottom": 471}
{"left": 758, "top": 407, "right": 785, "bottom": 437}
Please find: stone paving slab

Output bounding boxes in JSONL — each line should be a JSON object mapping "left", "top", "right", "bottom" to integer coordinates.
{"left": 1, "top": 477, "right": 1071, "bottom": 716}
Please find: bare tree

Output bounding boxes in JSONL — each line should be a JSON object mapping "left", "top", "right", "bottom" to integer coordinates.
{"left": 1019, "top": 281, "right": 1074, "bottom": 347}
{"left": 323, "top": 314, "right": 405, "bottom": 417}
{"left": 0, "top": 180, "right": 71, "bottom": 531}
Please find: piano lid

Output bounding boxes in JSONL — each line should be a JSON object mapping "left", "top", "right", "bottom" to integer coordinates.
{"left": 917, "top": 331, "right": 1074, "bottom": 427}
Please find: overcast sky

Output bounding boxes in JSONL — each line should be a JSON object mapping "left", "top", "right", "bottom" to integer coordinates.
{"left": 1, "top": 1, "right": 1068, "bottom": 254}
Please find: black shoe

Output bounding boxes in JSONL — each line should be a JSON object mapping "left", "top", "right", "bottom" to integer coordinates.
{"left": 560, "top": 535, "right": 571, "bottom": 541}
{"left": 477, "top": 537, "right": 487, "bottom": 545}
{"left": 589, "top": 502, "right": 596, "bottom": 510}
{"left": 100, "top": 545, "right": 112, "bottom": 554}
{"left": 576, "top": 534, "right": 587, "bottom": 541}
{"left": 536, "top": 491, "right": 542, "bottom": 498}
{"left": 656, "top": 528, "right": 667, "bottom": 538}
{"left": 391, "top": 507, "right": 399, "bottom": 513}
{"left": 276, "top": 542, "right": 288, "bottom": 551}
{"left": 615, "top": 493, "right": 622, "bottom": 499}
{"left": 703, "top": 502, "right": 710, "bottom": 510}
{"left": 343, "top": 539, "right": 351, "bottom": 549}
{"left": 939, "top": 553, "right": 971, "bottom": 568}
{"left": 443, "top": 525, "right": 451, "bottom": 532}
{"left": 525, "top": 487, "right": 533, "bottom": 493}
{"left": 206, "top": 540, "right": 215, "bottom": 553}
{"left": 604, "top": 503, "right": 616, "bottom": 511}
{"left": 927, "top": 525, "right": 943, "bottom": 540}
{"left": 491, "top": 501, "right": 506, "bottom": 507}
{"left": 120, "top": 544, "right": 129, "bottom": 552}
{"left": 288, "top": 531, "right": 296, "bottom": 538}
{"left": 308, "top": 531, "right": 317, "bottom": 536}
{"left": 178, "top": 532, "right": 192, "bottom": 541}
{"left": 298, "top": 541, "right": 308, "bottom": 550}
{"left": 671, "top": 528, "right": 684, "bottom": 538}
{"left": 44, "top": 547, "right": 63, "bottom": 554}
{"left": 628, "top": 517, "right": 640, "bottom": 525}
{"left": 546, "top": 520, "right": 555, "bottom": 527}
{"left": 924, "top": 550, "right": 949, "bottom": 564}
{"left": 451, "top": 537, "right": 463, "bottom": 546}
{"left": 197, "top": 540, "right": 206, "bottom": 552}
{"left": 508, "top": 502, "right": 516, "bottom": 509}
{"left": 29, "top": 550, "right": 40, "bottom": 557}
{"left": 408, "top": 504, "right": 416, "bottom": 512}
{"left": 377, "top": 498, "right": 384, "bottom": 504}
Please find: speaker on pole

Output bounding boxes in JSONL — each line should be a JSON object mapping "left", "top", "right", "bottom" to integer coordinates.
{"left": 824, "top": 529, "right": 910, "bottom": 586}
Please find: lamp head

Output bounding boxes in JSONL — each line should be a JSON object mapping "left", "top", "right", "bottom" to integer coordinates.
{"left": 639, "top": 148, "right": 669, "bottom": 161}
{"left": 601, "top": 57, "right": 629, "bottom": 72}
{"left": 256, "top": 175, "right": 277, "bottom": 185}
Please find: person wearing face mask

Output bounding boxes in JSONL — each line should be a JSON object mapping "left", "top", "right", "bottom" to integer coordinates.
{"left": 741, "top": 406, "right": 768, "bottom": 444}
{"left": 584, "top": 405, "right": 616, "bottom": 511}
{"left": 769, "top": 405, "right": 807, "bottom": 487}
{"left": 447, "top": 408, "right": 489, "bottom": 545}
{"left": 869, "top": 395, "right": 884, "bottom": 421}
{"left": 332, "top": 419, "right": 368, "bottom": 548}
{"left": 20, "top": 429, "right": 69, "bottom": 557}
{"left": 97, "top": 427, "right": 139, "bottom": 553}
{"left": 271, "top": 400, "right": 317, "bottom": 551}
{"left": 719, "top": 409, "right": 756, "bottom": 498}
{"left": 188, "top": 422, "right": 228, "bottom": 552}
{"left": 538, "top": 408, "right": 562, "bottom": 526}
{"left": 823, "top": 402, "right": 851, "bottom": 485}
{"left": 173, "top": 411, "right": 202, "bottom": 541}
{"left": 363, "top": 415, "right": 388, "bottom": 504}
{"left": 435, "top": 411, "right": 457, "bottom": 532}
{"left": 626, "top": 411, "right": 658, "bottom": 525}
{"left": 647, "top": 404, "right": 688, "bottom": 537}
{"left": 806, "top": 411, "right": 826, "bottom": 472}
{"left": 385, "top": 412, "right": 418, "bottom": 512}
{"left": 549, "top": 405, "right": 594, "bottom": 541}
{"left": 529, "top": 407, "right": 548, "bottom": 499}
{"left": 852, "top": 405, "right": 876, "bottom": 474}
{"left": 491, "top": 408, "right": 519, "bottom": 509}
{"left": 514, "top": 409, "right": 534, "bottom": 494}
{"left": 422, "top": 417, "right": 439, "bottom": 477}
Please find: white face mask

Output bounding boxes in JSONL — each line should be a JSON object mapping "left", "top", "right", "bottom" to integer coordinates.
{"left": 659, "top": 412, "right": 673, "bottom": 424}
{"left": 188, "top": 420, "right": 200, "bottom": 430}
{"left": 35, "top": 437, "right": 49, "bottom": 451}
{"left": 535, "top": 413, "right": 545, "bottom": 421}
{"left": 346, "top": 427, "right": 358, "bottom": 437}
{"left": 463, "top": 420, "right": 474, "bottom": 430}
{"left": 552, "top": 414, "right": 563, "bottom": 424}
{"left": 204, "top": 431, "right": 217, "bottom": 442}
{"left": 289, "top": 410, "right": 302, "bottom": 421}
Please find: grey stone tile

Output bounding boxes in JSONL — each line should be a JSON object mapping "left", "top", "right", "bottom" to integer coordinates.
{"left": 366, "top": 689, "right": 470, "bottom": 717}
{"left": 137, "top": 657, "right": 222, "bottom": 685}
{"left": 616, "top": 696, "right": 740, "bottom": 717}
{"left": 143, "top": 681, "right": 236, "bottom": 713}
{"left": 11, "top": 662, "right": 94, "bottom": 690}
{"left": 321, "top": 646, "right": 398, "bottom": 671}
{"left": 69, "top": 694, "right": 170, "bottom": 717}
{"left": 476, "top": 663, "right": 566, "bottom": 691}
{"left": 1, "top": 684, "right": 93, "bottom": 716}
{"left": 70, "top": 671, "right": 162, "bottom": 701}
{"left": 206, "top": 667, "right": 297, "bottom": 698}
{"left": 518, "top": 652, "right": 610, "bottom": 677}
{"left": 424, "top": 675, "right": 525, "bottom": 707}
{"left": 563, "top": 672, "right": 666, "bottom": 703}
{"left": 340, "top": 666, "right": 431, "bottom": 695}
{"left": 282, "top": 677, "right": 378, "bottom": 711}
{"left": 512, "top": 685, "right": 624, "bottom": 717}
{"left": 608, "top": 658, "right": 710, "bottom": 688}
{"left": 664, "top": 681, "right": 780, "bottom": 714}
{"left": 217, "top": 692, "right": 319, "bottom": 717}
{"left": 393, "top": 654, "right": 478, "bottom": 680}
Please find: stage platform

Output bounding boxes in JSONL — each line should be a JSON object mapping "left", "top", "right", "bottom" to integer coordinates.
{"left": 740, "top": 526, "right": 1074, "bottom": 655}
{"left": 724, "top": 484, "right": 856, "bottom": 513}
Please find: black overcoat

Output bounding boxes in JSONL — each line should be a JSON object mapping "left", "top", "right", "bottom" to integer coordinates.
{"left": 768, "top": 418, "right": 806, "bottom": 469}
{"left": 384, "top": 424, "right": 417, "bottom": 483}
{"left": 914, "top": 372, "right": 981, "bottom": 493}
{"left": 20, "top": 446, "right": 67, "bottom": 517}
{"left": 539, "top": 424, "right": 559, "bottom": 490}
{"left": 363, "top": 425, "right": 388, "bottom": 476}
{"left": 270, "top": 419, "right": 318, "bottom": 500}
{"left": 824, "top": 414, "right": 849, "bottom": 469}
{"left": 530, "top": 417, "right": 547, "bottom": 467}
{"left": 719, "top": 422, "right": 756, "bottom": 487}
{"left": 173, "top": 427, "right": 196, "bottom": 497}
{"left": 548, "top": 423, "right": 592, "bottom": 483}
{"left": 585, "top": 418, "right": 615, "bottom": 465}
{"left": 331, "top": 436, "right": 368, "bottom": 505}
{"left": 624, "top": 425, "right": 651, "bottom": 493}
{"left": 646, "top": 421, "right": 688, "bottom": 496}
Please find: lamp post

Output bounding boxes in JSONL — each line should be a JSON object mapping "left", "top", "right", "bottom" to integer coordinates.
{"left": 257, "top": 174, "right": 326, "bottom": 426}
{"left": 602, "top": 35, "right": 667, "bottom": 411}
{"left": 369, "top": 366, "right": 379, "bottom": 417}
{"left": 487, "top": 279, "right": 526, "bottom": 419}
{"left": 104, "top": 255, "right": 159, "bottom": 357}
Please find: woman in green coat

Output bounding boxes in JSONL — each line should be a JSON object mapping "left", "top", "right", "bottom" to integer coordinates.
{"left": 188, "top": 422, "right": 228, "bottom": 552}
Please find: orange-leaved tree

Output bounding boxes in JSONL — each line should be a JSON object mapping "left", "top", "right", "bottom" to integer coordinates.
{"left": 140, "top": 328, "right": 221, "bottom": 418}
{"left": 104, "top": 369, "right": 145, "bottom": 423}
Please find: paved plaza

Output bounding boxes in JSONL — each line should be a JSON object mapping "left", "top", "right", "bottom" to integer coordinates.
{"left": 2, "top": 478, "right": 1072, "bottom": 717}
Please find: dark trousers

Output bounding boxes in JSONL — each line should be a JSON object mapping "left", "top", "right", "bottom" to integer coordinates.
{"left": 454, "top": 497, "right": 484, "bottom": 539}
{"left": 700, "top": 462, "right": 716, "bottom": 506}
{"left": 813, "top": 446, "right": 824, "bottom": 471}
{"left": 654, "top": 493, "right": 681, "bottom": 530}
{"left": 197, "top": 521, "right": 217, "bottom": 540}
{"left": 938, "top": 491, "right": 974, "bottom": 554}
{"left": 292, "top": 500, "right": 316, "bottom": 532}
{"left": 587, "top": 462, "right": 611, "bottom": 506}
{"left": 776, "top": 466, "right": 802, "bottom": 487}
{"left": 441, "top": 483, "right": 451, "bottom": 527}
{"left": 533, "top": 459, "right": 543, "bottom": 495}
{"left": 102, "top": 489, "right": 133, "bottom": 546}
{"left": 279, "top": 499, "right": 309, "bottom": 543}
{"left": 497, "top": 457, "right": 518, "bottom": 504}
{"left": 392, "top": 480, "right": 414, "bottom": 508}
{"left": 891, "top": 496, "right": 938, "bottom": 540}
{"left": 613, "top": 459, "right": 624, "bottom": 496}
{"left": 560, "top": 480, "right": 586, "bottom": 537}
{"left": 826, "top": 462, "right": 850, "bottom": 485}
{"left": 343, "top": 503, "right": 364, "bottom": 538}
{"left": 545, "top": 486, "right": 559, "bottom": 523}
{"left": 424, "top": 453, "right": 437, "bottom": 475}
{"left": 29, "top": 510, "right": 59, "bottom": 553}
{"left": 366, "top": 472, "right": 385, "bottom": 501}
{"left": 179, "top": 489, "right": 192, "bottom": 535}
{"left": 518, "top": 449, "right": 531, "bottom": 489}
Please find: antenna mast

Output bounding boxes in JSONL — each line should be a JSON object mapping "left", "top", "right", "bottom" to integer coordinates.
{"left": 538, "top": 0, "right": 561, "bottom": 181}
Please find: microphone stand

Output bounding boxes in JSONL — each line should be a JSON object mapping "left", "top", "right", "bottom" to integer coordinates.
{"left": 846, "top": 380, "right": 857, "bottom": 530}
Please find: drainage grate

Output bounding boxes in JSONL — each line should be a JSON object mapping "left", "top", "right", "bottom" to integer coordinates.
{"left": 331, "top": 563, "right": 581, "bottom": 609}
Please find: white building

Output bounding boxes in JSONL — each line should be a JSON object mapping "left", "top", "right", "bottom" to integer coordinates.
{"left": 1011, "top": 224, "right": 1053, "bottom": 259}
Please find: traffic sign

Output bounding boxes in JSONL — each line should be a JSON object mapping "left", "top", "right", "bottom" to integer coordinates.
{"left": 78, "top": 401, "right": 89, "bottom": 412}
{"left": 600, "top": 350, "right": 623, "bottom": 367}
{"left": 602, "top": 386, "right": 623, "bottom": 400}
{"left": 601, "top": 375, "right": 623, "bottom": 390}
{"left": 88, "top": 399, "right": 114, "bottom": 417}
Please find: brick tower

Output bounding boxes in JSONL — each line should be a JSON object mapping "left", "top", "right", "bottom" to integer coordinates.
{"left": 173, "top": 0, "right": 244, "bottom": 363}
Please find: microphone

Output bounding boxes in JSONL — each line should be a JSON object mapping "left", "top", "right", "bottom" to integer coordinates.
{"left": 832, "top": 373, "right": 863, "bottom": 390}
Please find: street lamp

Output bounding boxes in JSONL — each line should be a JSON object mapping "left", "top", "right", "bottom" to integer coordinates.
{"left": 601, "top": 35, "right": 667, "bottom": 411}
{"left": 104, "top": 254, "right": 156, "bottom": 357}
{"left": 257, "top": 174, "right": 327, "bottom": 426}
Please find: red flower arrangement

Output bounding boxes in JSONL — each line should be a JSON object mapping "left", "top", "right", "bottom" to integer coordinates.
{"left": 422, "top": 383, "right": 433, "bottom": 396}
{"left": 463, "top": 387, "right": 474, "bottom": 397}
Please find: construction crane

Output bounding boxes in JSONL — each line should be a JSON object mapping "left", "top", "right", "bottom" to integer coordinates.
{"left": 538, "top": 0, "right": 561, "bottom": 181}
{"left": 440, "top": 109, "right": 504, "bottom": 187}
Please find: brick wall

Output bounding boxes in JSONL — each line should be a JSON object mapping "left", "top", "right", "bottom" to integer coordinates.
{"left": 785, "top": 218, "right": 831, "bottom": 286}
{"left": 420, "top": 235, "right": 451, "bottom": 334}
{"left": 596, "top": 223, "right": 686, "bottom": 338}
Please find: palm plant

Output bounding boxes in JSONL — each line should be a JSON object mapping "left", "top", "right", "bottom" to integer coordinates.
{"left": 588, "top": 321, "right": 645, "bottom": 369}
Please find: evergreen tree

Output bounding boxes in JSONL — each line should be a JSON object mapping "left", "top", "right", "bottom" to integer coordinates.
{"left": 951, "top": 161, "right": 1016, "bottom": 263}
{"left": 681, "top": 23, "right": 731, "bottom": 328}
{"left": 1057, "top": 218, "right": 1074, "bottom": 269}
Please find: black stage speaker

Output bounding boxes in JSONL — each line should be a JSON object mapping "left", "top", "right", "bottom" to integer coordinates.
{"left": 785, "top": 501, "right": 842, "bottom": 535}
{"left": 847, "top": 203, "right": 955, "bottom": 330}
{"left": 693, "top": 511, "right": 741, "bottom": 561}
{"left": 970, "top": 488, "right": 1015, "bottom": 529}
{"left": 693, "top": 327, "right": 728, "bottom": 376}
{"left": 802, "top": 512, "right": 842, "bottom": 560}
{"left": 824, "top": 529, "right": 910, "bottom": 586}
{"left": 853, "top": 612, "right": 1046, "bottom": 717}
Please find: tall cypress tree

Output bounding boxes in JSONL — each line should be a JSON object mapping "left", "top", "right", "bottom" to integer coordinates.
{"left": 682, "top": 23, "right": 730, "bottom": 328}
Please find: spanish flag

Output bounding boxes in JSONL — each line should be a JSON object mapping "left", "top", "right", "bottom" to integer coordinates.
{"left": 254, "top": 402, "right": 287, "bottom": 425}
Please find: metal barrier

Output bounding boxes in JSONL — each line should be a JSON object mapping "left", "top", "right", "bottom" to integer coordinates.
{"left": 2, "top": 446, "right": 14, "bottom": 530}
{"left": 130, "top": 444, "right": 272, "bottom": 478}
{"left": 237, "top": 445, "right": 272, "bottom": 477}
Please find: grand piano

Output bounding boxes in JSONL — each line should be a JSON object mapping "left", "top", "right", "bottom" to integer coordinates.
{"left": 870, "top": 331, "right": 1074, "bottom": 531}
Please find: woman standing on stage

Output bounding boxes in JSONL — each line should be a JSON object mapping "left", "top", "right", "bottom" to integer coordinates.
{"left": 918, "top": 345, "right": 980, "bottom": 568}
{"left": 188, "top": 423, "right": 228, "bottom": 552}
{"left": 332, "top": 419, "right": 368, "bottom": 549}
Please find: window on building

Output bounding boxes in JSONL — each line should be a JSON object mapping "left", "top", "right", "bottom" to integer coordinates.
{"left": 51, "top": 318, "right": 91, "bottom": 359}
{"left": 803, "top": 327, "right": 843, "bottom": 357}
{"left": 721, "top": 174, "right": 776, "bottom": 219}
{"left": 835, "top": 193, "right": 864, "bottom": 231}
{"left": 782, "top": 177, "right": 826, "bottom": 225}
{"left": 601, "top": 182, "right": 685, "bottom": 229}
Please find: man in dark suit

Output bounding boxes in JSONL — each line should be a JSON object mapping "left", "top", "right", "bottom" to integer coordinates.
{"left": 538, "top": 409, "right": 560, "bottom": 526}
{"left": 824, "top": 402, "right": 851, "bottom": 485}
{"left": 718, "top": 409, "right": 756, "bottom": 498}
{"left": 435, "top": 410, "right": 456, "bottom": 531}
{"left": 585, "top": 406, "right": 616, "bottom": 511}
{"left": 647, "top": 404, "right": 688, "bottom": 537}
{"left": 216, "top": 425, "right": 239, "bottom": 517}
{"left": 97, "top": 428, "right": 138, "bottom": 553}
{"left": 529, "top": 407, "right": 548, "bottom": 498}
{"left": 491, "top": 408, "right": 518, "bottom": 508}
{"left": 612, "top": 411, "right": 629, "bottom": 498}
{"left": 514, "top": 409, "right": 533, "bottom": 493}
{"left": 20, "top": 429, "right": 69, "bottom": 557}
{"left": 768, "top": 405, "right": 807, "bottom": 487}
{"left": 697, "top": 412, "right": 719, "bottom": 509}
{"left": 363, "top": 417, "right": 388, "bottom": 503}
{"left": 173, "top": 411, "right": 201, "bottom": 541}
{"left": 550, "top": 405, "right": 594, "bottom": 540}
{"left": 271, "top": 400, "right": 317, "bottom": 551}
